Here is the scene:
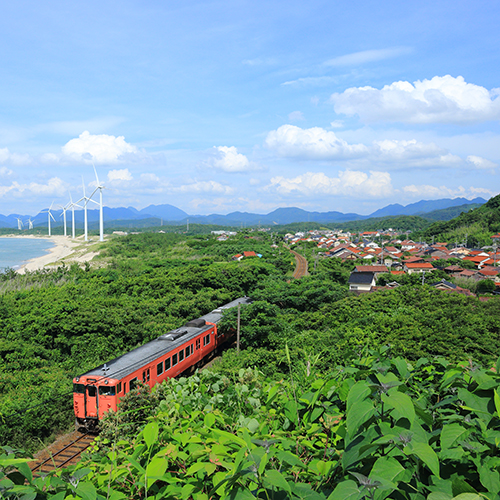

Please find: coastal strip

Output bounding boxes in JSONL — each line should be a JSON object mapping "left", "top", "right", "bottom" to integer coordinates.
{"left": 0, "top": 235, "right": 100, "bottom": 274}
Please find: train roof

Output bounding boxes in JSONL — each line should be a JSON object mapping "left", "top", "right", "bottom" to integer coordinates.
{"left": 77, "top": 297, "right": 251, "bottom": 382}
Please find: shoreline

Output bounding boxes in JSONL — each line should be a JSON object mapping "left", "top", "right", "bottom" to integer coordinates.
{"left": 0, "top": 234, "right": 101, "bottom": 273}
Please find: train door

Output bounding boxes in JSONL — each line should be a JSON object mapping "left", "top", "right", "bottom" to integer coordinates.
{"left": 85, "top": 385, "right": 98, "bottom": 418}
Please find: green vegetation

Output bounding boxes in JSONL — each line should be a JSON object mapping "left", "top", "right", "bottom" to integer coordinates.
{"left": 3, "top": 349, "right": 500, "bottom": 499}
{"left": 1, "top": 224, "right": 500, "bottom": 498}
{"left": 420, "top": 193, "right": 500, "bottom": 245}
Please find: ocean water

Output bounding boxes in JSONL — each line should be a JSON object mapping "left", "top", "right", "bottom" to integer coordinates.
{"left": 0, "top": 238, "right": 55, "bottom": 271}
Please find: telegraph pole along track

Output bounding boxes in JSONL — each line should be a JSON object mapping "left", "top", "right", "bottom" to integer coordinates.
{"left": 29, "top": 431, "right": 95, "bottom": 476}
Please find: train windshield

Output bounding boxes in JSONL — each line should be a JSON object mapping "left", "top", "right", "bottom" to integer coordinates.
{"left": 73, "top": 383, "right": 86, "bottom": 394}
{"left": 98, "top": 386, "right": 116, "bottom": 396}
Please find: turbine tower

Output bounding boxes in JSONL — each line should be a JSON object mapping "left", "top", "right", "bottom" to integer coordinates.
{"left": 27, "top": 218, "right": 33, "bottom": 230}
{"left": 90, "top": 164, "right": 105, "bottom": 242}
{"left": 41, "top": 202, "right": 56, "bottom": 236}
{"left": 59, "top": 202, "right": 71, "bottom": 237}
{"left": 77, "top": 179, "right": 91, "bottom": 242}
{"left": 16, "top": 217, "right": 23, "bottom": 231}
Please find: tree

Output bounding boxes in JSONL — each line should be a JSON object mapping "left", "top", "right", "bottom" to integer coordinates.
{"left": 476, "top": 279, "right": 496, "bottom": 294}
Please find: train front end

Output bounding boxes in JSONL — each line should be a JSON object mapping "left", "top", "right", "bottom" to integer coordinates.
{"left": 73, "top": 375, "right": 119, "bottom": 431}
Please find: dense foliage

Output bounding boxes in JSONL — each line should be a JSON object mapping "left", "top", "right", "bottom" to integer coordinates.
{"left": 0, "top": 232, "right": 290, "bottom": 451}
{"left": 3, "top": 349, "right": 500, "bottom": 499}
{"left": 421, "top": 193, "right": 500, "bottom": 245}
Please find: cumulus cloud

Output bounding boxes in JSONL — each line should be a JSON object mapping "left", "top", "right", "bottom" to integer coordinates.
{"left": 371, "top": 139, "right": 462, "bottom": 168}
{"left": 267, "top": 170, "right": 393, "bottom": 198}
{"left": 324, "top": 47, "right": 411, "bottom": 67}
{"left": 331, "top": 75, "right": 500, "bottom": 124}
{"left": 466, "top": 155, "right": 498, "bottom": 170}
{"left": 402, "top": 184, "right": 495, "bottom": 199}
{"left": 62, "top": 131, "right": 139, "bottom": 163}
{"left": 175, "top": 180, "right": 234, "bottom": 195}
{"left": 265, "top": 125, "right": 368, "bottom": 160}
{"left": 0, "top": 177, "right": 66, "bottom": 198}
{"left": 0, "top": 147, "right": 31, "bottom": 166}
{"left": 207, "top": 146, "right": 251, "bottom": 172}
{"left": 107, "top": 169, "right": 133, "bottom": 182}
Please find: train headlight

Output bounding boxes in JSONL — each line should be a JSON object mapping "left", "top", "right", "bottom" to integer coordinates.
{"left": 105, "top": 380, "right": 108, "bottom": 384}
{"left": 75, "top": 377, "right": 80, "bottom": 382}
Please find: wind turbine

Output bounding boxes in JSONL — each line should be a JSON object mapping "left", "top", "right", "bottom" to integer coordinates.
{"left": 90, "top": 164, "right": 105, "bottom": 242}
{"left": 59, "top": 202, "right": 71, "bottom": 237}
{"left": 16, "top": 217, "right": 24, "bottom": 231}
{"left": 68, "top": 192, "right": 81, "bottom": 239}
{"left": 41, "top": 202, "right": 56, "bottom": 236}
{"left": 77, "top": 179, "right": 91, "bottom": 242}
{"left": 27, "top": 218, "right": 33, "bottom": 230}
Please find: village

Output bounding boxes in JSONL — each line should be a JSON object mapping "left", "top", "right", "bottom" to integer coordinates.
{"left": 285, "top": 229, "right": 500, "bottom": 295}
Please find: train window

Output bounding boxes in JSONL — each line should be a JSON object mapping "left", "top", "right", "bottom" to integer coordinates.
{"left": 203, "top": 334, "right": 210, "bottom": 346}
{"left": 196, "top": 339, "right": 200, "bottom": 350}
{"left": 99, "top": 386, "right": 116, "bottom": 396}
{"left": 142, "top": 371, "right": 146, "bottom": 382}
{"left": 157, "top": 361, "right": 163, "bottom": 376}
{"left": 179, "top": 349, "right": 184, "bottom": 362}
{"left": 117, "top": 382, "right": 122, "bottom": 393}
{"left": 165, "top": 357, "right": 171, "bottom": 370}
{"left": 87, "top": 386, "right": 96, "bottom": 397}
{"left": 172, "top": 353, "right": 178, "bottom": 366}
{"left": 124, "top": 382, "right": 127, "bottom": 393}
{"left": 186, "top": 344, "right": 191, "bottom": 358}
{"left": 73, "top": 383, "right": 85, "bottom": 394}
{"left": 130, "top": 378, "right": 138, "bottom": 390}
{"left": 147, "top": 368, "right": 150, "bottom": 382}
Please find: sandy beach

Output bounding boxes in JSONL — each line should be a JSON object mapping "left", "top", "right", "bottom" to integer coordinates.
{"left": 0, "top": 235, "right": 102, "bottom": 274}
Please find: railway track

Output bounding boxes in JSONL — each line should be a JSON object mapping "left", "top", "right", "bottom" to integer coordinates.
{"left": 30, "top": 432, "right": 95, "bottom": 476}
{"left": 291, "top": 250, "right": 308, "bottom": 278}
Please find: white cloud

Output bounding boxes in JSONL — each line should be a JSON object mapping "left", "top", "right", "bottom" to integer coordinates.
{"left": 265, "top": 125, "right": 368, "bottom": 160}
{"left": 107, "top": 169, "right": 133, "bottom": 182}
{"left": 140, "top": 173, "right": 161, "bottom": 183}
{"left": 0, "top": 147, "right": 31, "bottom": 166}
{"left": 288, "top": 111, "right": 304, "bottom": 122}
{"left": 0, "top": 166, "right": 13, "bottom": 177}
{"left": 175, "top": 180, "right": 234, "bottom": 195}
{"left": 402, "top": 184, "right": 495, "bottom": 199}
{"left": 372, "top": 139, "right": 462, "bottom": 167}
{"left": 331, "top": 75, "right": 500, "bottom": 124}
{"left": 267, "top": 170, "right": 393, "bottom": 198}
{"left": 62, "top": 131, "right": 139, "bottom": 163}
{"left": 249, "top": 178, "right": 261, "bottom": 185}
{"left": 324, "top": 47, "right": 411, "bottom": 67}
{"left": 207, "top": 146, "right": 251, "bottom": 172}
{"left": 0, "top": 177, "right": 66, "bottom": 198}
{"left": 466, "top": 155, "right": 498, "bottom": 170}
{"left": 330, "top": 120, "right": 344, "bottom": 129}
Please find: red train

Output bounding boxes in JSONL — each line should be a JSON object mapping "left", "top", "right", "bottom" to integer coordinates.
{"left": 73, "top": 297, "right": 251, "bottom": 430}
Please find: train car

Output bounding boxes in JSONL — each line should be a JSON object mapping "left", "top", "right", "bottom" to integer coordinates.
{"left": 73, "top": 297, "right": 251, "bottom": 430}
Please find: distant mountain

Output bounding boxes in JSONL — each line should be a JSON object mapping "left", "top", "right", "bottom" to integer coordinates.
{"left": 0, "top": 196, "right": 490, "bottom": 229}
{"left": 138, "top": 204, "right": 189, "bottom": 221}
{"left": 420, "top": 203, "right": 484, "bottom": 221}
{"left": 369, "top": 197, "right": 486, "bottom": 218}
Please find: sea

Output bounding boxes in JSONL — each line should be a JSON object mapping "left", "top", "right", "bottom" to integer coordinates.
{"left": 0, "top": 238, "right": 55, "bottom": 271}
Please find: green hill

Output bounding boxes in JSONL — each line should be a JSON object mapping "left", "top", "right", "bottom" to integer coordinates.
{"left": 421, "top": 193, "right": 500, "bottom": 246}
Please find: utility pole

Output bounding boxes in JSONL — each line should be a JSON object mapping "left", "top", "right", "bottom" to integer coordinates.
{"left": 236, "top": 303, "right": 241, "bottom": 354}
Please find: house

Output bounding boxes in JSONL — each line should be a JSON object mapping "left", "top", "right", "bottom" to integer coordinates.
{"left": 404, "top": 262, "right": 435, "bottom": 274}
{"left": 429, "top": 279, "right": 475, "bottom": 296}
{"left": 348, "top": 272, "right": 376, "bottom": 293}
{"left": 354, "top": 265, "right": 389, "bottom": 279}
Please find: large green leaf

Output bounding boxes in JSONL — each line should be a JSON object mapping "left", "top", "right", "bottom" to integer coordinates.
{"left": 347, "top": 381, "right": 371, "bottom": 411}
{"left": 143, "top": 421, "right": 159, "bottom": 449}
{"left": 327, "top": 480, "right": 363, "bottom": 500}
{"left": 440, "top": 423, "right": 469, "bottom": 450}
{"left": 406, "top": 442, "right": 440, "bottom": 478}
{"left": 381, "top": 391, "right": 415, "bottom": 423}
{"left": 346, "top": 400, "right": 375, "bottom": 436}
{"left": 146, "top": 456, "right": 168, "bottom": 489}
{"left": 263, "top": 469, "right": 291, "bottom": 493}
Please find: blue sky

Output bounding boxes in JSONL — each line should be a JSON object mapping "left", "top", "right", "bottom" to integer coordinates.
{"left": 1, "top": 0, "right": 499, "bottom": 216}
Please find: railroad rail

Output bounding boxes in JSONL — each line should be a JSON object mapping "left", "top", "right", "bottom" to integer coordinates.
{"left": 291, "top": 250, "right": 308, "bottom": 278}
{"left": 30, "top": 432, "right": 95, "bottom": 475}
